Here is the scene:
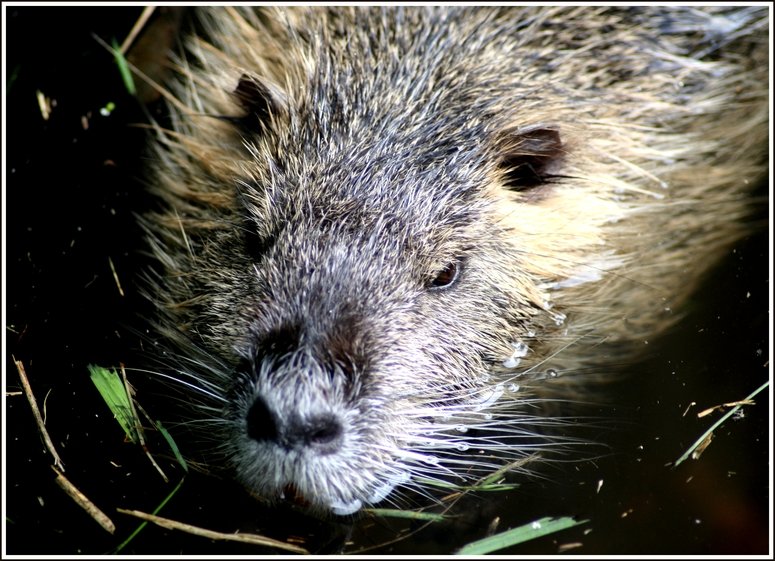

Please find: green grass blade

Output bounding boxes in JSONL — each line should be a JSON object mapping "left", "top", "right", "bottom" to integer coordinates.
{"left": 674, "top": 380, "right": 769, "bottom": 467}
{"left": 456, "top": 516, "right": 588, "bottom": 555}
{"left": 114, "top": 476, "right": 186, "bottom": 553}
{"left": 365, "top": 508, "right": 446, "bottom": 522}
{"left": 111, "top": 38, "right": 136, "bottom": 95}
{"left": 156, "top": 420, "right": 188, "bottom": 473}
{"left": 88, "top": 364, "right": 138, "bottom": 442}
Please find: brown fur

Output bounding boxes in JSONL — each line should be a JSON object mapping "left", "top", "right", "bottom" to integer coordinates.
{"left": 140, "top": 7, "right": 768, "bottom": 514}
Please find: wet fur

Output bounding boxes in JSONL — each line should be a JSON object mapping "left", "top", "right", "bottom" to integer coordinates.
{"left": 140, "top": 7, "right": 768, "bottom": 514}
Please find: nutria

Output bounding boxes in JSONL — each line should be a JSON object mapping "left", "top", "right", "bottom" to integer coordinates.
{"left": 140, "top": 6, "right": 768, "bottom": 516}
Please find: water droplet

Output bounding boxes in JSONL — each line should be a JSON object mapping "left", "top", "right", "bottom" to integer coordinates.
{"left": 546, "top": 369, "right": 559, "bottom": 378}
{"left": 367, "top": 480, "right": 398, "bottom": 505}
{"left": 503, "top": 341, "right": 529, "bottom": 368}
{"left": 392, "top": 471, "right": 411, "bottom": 484}
{"left": 507, "top": 383, "right": 520, "bottom": 393}
{"left": 456, "top": 443, "right": 469, "bottom": 452}
{"left": 474, "top": 384, "right": 505, "bottom": 411}
{"left": 455, "top": 425, "right": 468, "bottom": 433}
{"left": 502, "top": 356, "right": 521, "bottom": 369}
{"left": 511, "top": 341, "right": 529, "bottom": 356}
{"left": 330, "top": 498, "right": 363, "bottom": 516}
{"left": 552, "top": 312, "right": 566, "bottom": 326}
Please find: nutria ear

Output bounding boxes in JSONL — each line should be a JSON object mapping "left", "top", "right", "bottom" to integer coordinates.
{"left": 496, "top": 126, "right": 565, "bottom": 191}
{"left": 231, "top": 74, "right": 284, "bottom": 133}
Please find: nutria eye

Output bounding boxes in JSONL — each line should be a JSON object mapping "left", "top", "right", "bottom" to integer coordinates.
{"left": 427, "top": 261, "right": 460, "bottom": 290}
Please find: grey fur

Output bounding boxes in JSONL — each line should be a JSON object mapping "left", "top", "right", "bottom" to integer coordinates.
{"left": 141, "top": 7, "right": 768, "bottom": 514}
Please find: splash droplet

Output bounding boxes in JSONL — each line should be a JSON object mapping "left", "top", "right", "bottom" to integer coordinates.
{"left": 503, "top": 340, "right": 530, "bottom": 368}
{"left": 511, "top": 340, "right": 529, "bottom": 356}
{"left": 502, "top": 356, "right": 521, "bottom": 369}
{"left": 474, "top": 384, "right": 505, "bottom": 411}
{"left": 551, "top": 312, "right": 566, "bottom": 326}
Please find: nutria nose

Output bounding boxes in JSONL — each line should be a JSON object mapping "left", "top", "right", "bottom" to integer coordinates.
{"left": 246, "top": 396, "right": 343, "bottom": 454}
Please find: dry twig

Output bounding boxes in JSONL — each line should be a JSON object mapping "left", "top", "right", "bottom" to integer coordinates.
{"left": 14, "top": 357, "right": 65, "bottom": 471}
{"left": 53, "top": 466, "right": 116, "bottom": 534}
{"left": 116, "top": 509, "right": 309, "bottom": 554}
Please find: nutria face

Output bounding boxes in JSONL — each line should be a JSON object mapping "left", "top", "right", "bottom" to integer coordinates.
{"left": 221, "top": 149, "right": 549, "bottom": 513}
{"left": 143, "top": 6, "right": 767, "bottom": 515}
{"left": 194, "top": 39, "right": 588, "bottom": 511}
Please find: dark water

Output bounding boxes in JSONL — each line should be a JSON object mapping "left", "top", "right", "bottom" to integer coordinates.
{"left": 4, "top": 7, "right": 771, "bottom": 556}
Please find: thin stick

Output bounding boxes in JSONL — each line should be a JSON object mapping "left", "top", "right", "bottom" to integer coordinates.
{"left": 120, "top": 6, "right": 156, "bottom": 54}
{"left": 120, "top": 364, "right": 168, "bottom": 482}
{"left": 92, "top": 33, "right": 189, "bottom": 113}
{"left": 53, "top": 466, "right": 116, "bottom": 534}
{"left": 14, "top": 357, "right": 65, "bottom": 471}
{"left": 697, "top": 399, "right": 755, "bottom": 418}
{"left": 116, "top": 509, "right": 309, "bottom": 554}
{"left": 108, "top": 256, "right": 125, "bottom": 297}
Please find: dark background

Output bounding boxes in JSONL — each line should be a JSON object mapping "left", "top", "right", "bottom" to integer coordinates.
{"left": 4, "top": 6, "right": 771, "bottom": 555}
